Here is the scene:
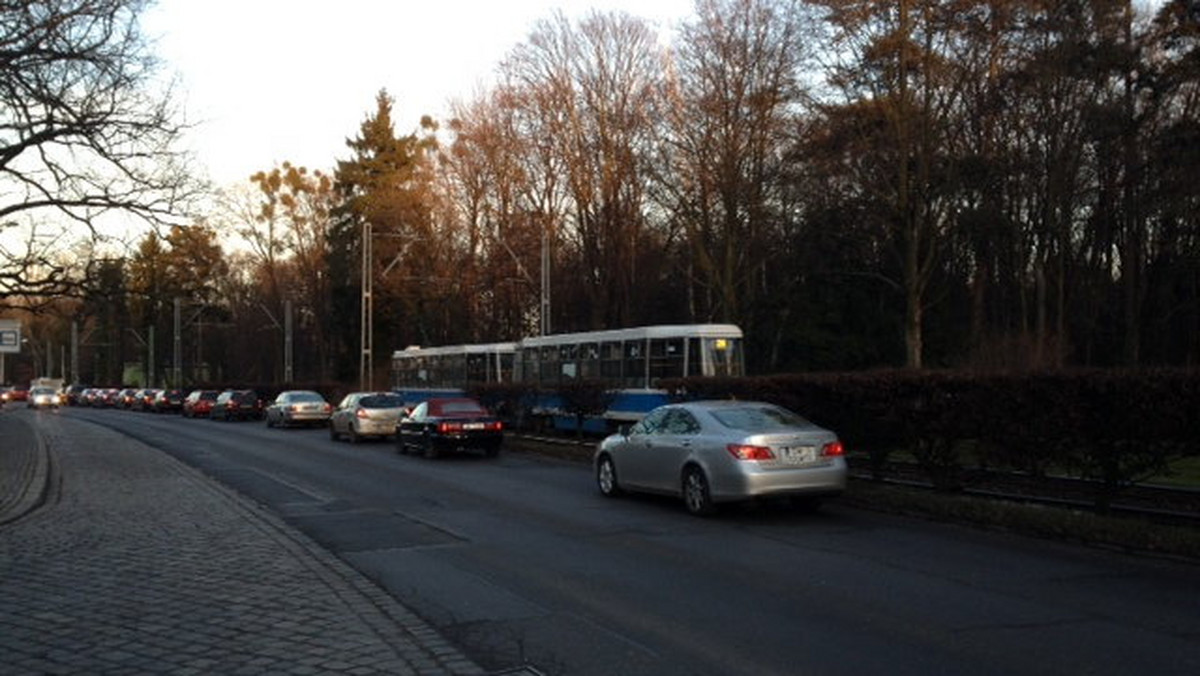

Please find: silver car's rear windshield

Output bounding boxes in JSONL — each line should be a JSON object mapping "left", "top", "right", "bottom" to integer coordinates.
{"left": 710, "top": 405, "right": 810, "bottom": 431}
{"left": 361, "top": 394, "right": 403, "bottom": 408}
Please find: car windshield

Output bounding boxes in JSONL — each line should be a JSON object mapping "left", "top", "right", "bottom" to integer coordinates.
{"left": 433, "top": 400, "right": 486, "bottom": 416}
{"left": 710, "top": 405, "right": 810, "bottom": 431}
{"left": 361, "top": 394, "right": 403, "bottom": 408}
{"left": 289, "top": 392, "right": 324, "bottom": 402}
{"left": 31, "top": 387, "right": 55, "bottom": 395}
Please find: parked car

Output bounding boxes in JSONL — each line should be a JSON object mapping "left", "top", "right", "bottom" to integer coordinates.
{"left": 210, "top": 389, "right": 264, "bottom": 421}
{"left": 182, "top": 390, "right": 219, "bottom": 418}
{"left": 28, "top": 386, "right": 60, "bottom": 409}
{"left": 265, "top": 390, "right": 333, "bottom": 428}
{"left": 63, "top": 384, "right": 90, "bottom": 406}
{"left": 131, "top": 388, "right": 159, "bottom": 411}
{"left": 152, "top": 389, "right": 186, "bottom": 413}
{"left": 593, "top": 400, "right": 848, "bottom": 516}
{"left": 116, "top": 388, "right": 140, "bottom": 408}
{"left": 396, "top": 397, "right": 503, "bottom": 458}
{"left": 329, "top": 392, "right": 405, "bottom": 443}
{"left": 5, "top": 384, "right": 29, "bottom": 403}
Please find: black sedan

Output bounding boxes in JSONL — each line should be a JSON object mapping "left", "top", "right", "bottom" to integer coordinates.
{"left": 396, "top": 397, "right": 503, "bottom": 459}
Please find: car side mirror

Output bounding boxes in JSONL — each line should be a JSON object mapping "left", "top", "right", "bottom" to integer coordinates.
{"left": 618, "top": 424, "right": 632, "bottom": 437}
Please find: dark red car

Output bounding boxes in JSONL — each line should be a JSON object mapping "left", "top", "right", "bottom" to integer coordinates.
{"left": 396, "top": 397, "right": 503, "bottom": 459}
{"left": 182, "top": 390, "right": 219, "bottom": 418}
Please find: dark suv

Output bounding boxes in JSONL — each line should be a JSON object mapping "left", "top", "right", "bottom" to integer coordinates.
{"left": 210, "top": 389, "right": 264, "bottom": 421}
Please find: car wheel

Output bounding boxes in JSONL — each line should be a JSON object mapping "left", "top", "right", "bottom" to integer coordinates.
{"left": 329, "top": 423, "right": 339, "bottom": 441}
{"left": 596, "top": 454, "right": 622, "bottom": 497}
{"left": 396, "top": 435, "right": 408, "bottom": 455}
{"left": 348, "top": 426, "right": 360, "bottom": 444}
{"left": 682, "top": 466, "right": 716, "bottom": 516}
{"left": 423, "top": 434, "right": 439, "bottom": 459}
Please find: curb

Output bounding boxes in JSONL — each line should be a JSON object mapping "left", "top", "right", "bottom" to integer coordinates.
{"left": 0, "top": 414, "right": 52, "bottom": 526}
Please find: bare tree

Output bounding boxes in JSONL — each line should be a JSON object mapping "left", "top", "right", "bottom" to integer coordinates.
{"left": 502, "top": 10, "right": 667, "bottom": 330}
{"left": 657, "top": 0, "right": 811, "bottom": 360}
{"left": 1, "top": 0, "right": 194, "bottom": 309}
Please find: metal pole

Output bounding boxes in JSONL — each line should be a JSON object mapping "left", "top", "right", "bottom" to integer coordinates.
{"left": 148, "top": 325, "right": 155, "bottom": 387}
{"left": 360, "top": 221, "right": 373, "bottom": 391}
{"left": 540, "top": 225, "right": 551, "bottom": 336}
{"left": 174, "top": 298, "right": 182, "bottom": 387}
{"left": 284, "top": 300, "right": 294, "bottom": 383}
{"left": 71, "top": 321, "right": 79, "bottom": 384}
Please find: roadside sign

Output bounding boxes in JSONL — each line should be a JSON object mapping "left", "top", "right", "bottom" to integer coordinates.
{"left": 0, "top": 319, "right": 20, "bottom": 354}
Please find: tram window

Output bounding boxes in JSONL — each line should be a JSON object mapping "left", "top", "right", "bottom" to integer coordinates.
{"left": 560, "top": 343, "right": 579, "bottom": 380}
{"left": 517, "top": 348, "right": 537, "bottom": 385}
{"left": 624, "top": 340, "right": 645, "bottom": 388}
{"left": 580, "top": 342, "right": 600, "bottom": 378}
{"left": 649, "top": 338, "right": 685, "bottom": 382}
{"left": 687, "top": 338, "right": 703, "bottom": 376}
{"left": 467, "top": 353, "right": 487, "bottom": 383}
{"left": 499, "top": 353, "right": 514, "bottom": 383}
{"left": 541, "top": 346, "right": 559, "bottom": 385}
{"left": 600, "top": 341, "right": 622, "bottom": 380}
{"left": 706, "top": 337, "right": 744, "bottom": 377}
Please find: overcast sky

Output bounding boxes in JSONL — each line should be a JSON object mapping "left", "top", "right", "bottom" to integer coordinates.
{"left": 143, "top": 0, "right": 693, "bottom": 187}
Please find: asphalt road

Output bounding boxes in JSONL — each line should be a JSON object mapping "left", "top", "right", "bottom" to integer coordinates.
{"left": 53, "top": 406, "right": 1200, "bottom": 675}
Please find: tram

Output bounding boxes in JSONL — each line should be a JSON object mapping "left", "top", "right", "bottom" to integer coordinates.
{"left": 391, "top": 324, "right": 745, "bottom": 432}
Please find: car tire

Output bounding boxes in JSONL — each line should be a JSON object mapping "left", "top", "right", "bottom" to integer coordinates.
{"left": 682, "top": 466, "right": 716, "bottom": 516}
{"left": 349, "top": 426, "right": 360, "bottom": 444}
{"left": 329, "top": 424, "right": 339, "bottom": 441}
{"left": 423, "top": 435, "right": 439, "bottom": 459}
{"left": 596, "top": 454, "right": 622, "bottom": 497}
{"left": 396, "top": 435, "right": 408, "bottom": 455}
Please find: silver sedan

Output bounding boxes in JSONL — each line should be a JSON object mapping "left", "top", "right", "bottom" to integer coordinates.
{"left": 594, "top": 400, "right": 848, "bottom": 515}
{"left": 265, "top": 390, "right": 332, "bottom": 428}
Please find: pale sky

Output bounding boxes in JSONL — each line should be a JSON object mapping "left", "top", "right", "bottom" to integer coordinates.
{"left": 143, "top": 0, "right": 694, "bottom": 187}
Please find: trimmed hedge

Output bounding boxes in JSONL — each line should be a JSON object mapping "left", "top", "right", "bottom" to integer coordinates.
{"left": 661, "top": 370, "right": 1200, "bottom": 510}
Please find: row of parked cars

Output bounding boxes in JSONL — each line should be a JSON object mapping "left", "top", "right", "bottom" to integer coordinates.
{"left": 56, "top": 385, "right": 506, "bottom": 460}
{"left": 27, "top": 383, "right": 851, "bottom": 516}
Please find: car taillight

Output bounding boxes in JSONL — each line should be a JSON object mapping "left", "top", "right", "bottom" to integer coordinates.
{"left": 356, "top": 409, "right": 370, "bottom": 419}
{"left": 727, "top": 444, "right": 775, "bottom": 461}
{"left": 487, "top": 421, "right": 503, "bottom": 432}
{"left": 822, "top": 440, "right": 845, "bottom": 457}
{"left": 438, "top": 422, "right": 462, "bottom": 434}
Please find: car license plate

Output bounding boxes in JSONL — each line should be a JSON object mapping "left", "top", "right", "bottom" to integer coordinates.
{"left": 780, "top": 446, "right": 816, "bottom": 464}
{"left": 463, "top": 422, "right": 485, "bottom": 430}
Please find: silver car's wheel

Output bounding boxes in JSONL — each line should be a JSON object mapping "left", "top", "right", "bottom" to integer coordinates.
{"left": 329, "top": 423, "right": 339, "bottom": 440}
{"left": 596, "top": 455, "right": 621, "bottom": 497}
{"left": 682, "top": 466, "right": 716, "bottom": 516}
{"left": 348, "top": 426, "right": 360, "bottom": 444}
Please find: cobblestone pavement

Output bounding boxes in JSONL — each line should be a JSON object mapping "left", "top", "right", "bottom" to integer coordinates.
{"left": 0, "top": 406, "right": 486, "bottom": 675}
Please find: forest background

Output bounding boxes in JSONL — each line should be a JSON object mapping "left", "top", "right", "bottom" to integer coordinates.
{"left": 2, "top": 0, "right": 1198, "bottom": 389}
